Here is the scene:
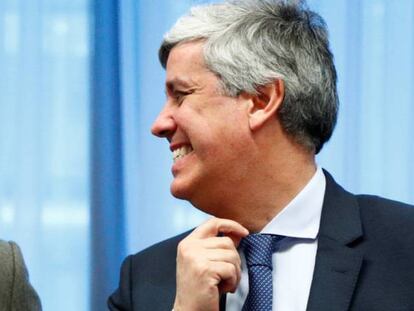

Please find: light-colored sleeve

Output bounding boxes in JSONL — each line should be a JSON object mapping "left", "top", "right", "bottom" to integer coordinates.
{"left": 0, "top": 240, "right": 42, "bottom": 311}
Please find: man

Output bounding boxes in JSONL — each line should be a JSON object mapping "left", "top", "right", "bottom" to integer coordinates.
{"left": 109, "top": 0, "right": 414, "bottom": 310}
{"left": 0, "top": 240, "right": 42, "bottom": 310}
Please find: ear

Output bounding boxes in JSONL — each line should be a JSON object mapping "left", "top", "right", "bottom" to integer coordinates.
{"left": 246, "top": 79, "right": 285, "bottom": 132}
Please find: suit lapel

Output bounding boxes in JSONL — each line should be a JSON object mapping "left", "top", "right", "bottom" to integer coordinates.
{"left": 306, "top": 171, "right": 364, "bottom": 311}
{"left": 306, "top": 236, "right": 363, "bottom": 311}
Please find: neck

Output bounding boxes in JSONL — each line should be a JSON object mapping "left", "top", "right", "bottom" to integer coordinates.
{"left": 239, "top": 161, "right": 317, "bottom": 233}
{"left": 236, "top": 151, "right": 316, "bottom": 233}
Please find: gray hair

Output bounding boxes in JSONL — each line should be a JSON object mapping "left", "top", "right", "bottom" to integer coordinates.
{"left": 159, "top": 0, "right": 338, "bottom": 154}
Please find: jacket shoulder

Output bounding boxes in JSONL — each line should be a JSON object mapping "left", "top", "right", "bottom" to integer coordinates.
{"left": 108, "top": 231, "right": 191, "bottom": 311}
{"left": 356, "top": 194, "right": 414, "bottom": 248}
{"left": 0, "top": 240, "right": 42, "bottom": 311}
{"left": 0, "top": 240, "right": 13, "bottom": 309}
{"left": 356, "top": 194, "right": 414, "bottom": 226}
{"left": 130, "top": 230, "right": 191, "bottom": 266}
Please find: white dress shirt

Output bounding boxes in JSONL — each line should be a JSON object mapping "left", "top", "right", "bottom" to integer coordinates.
{"left": 226, "top": 167, "right": 326, "bottom": 311}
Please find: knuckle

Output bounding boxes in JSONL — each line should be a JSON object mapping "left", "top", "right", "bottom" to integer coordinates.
{"left": 177, "top": 241, "right": 192, "bottom": 258}
{"left": 195, "top": 261, "right": 210, "bottom": 275}
{"left": 177, "top": 241, "right": 185, "bottom": 254}
{"left": 222, "top": 236, "right": 234, "bottom": 248}
{"left": 229, "top": 263, "right": 237, "bottom": 275}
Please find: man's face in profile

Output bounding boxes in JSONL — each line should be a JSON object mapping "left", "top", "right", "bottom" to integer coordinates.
{"left": 151, "top": 41, "right": 254, "bottom": 215}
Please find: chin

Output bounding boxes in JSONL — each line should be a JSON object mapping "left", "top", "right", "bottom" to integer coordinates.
{"left": 170, "top": 180, "right": 193, "bottom": 201}
{"left": 170, "top": 177, "right": 229, "bottom": 216}
{"left": 170, "top": 185, "right": 212, "bottom": 215}
{"left": 170, "top": 171, "right": 207, "bottom": 201}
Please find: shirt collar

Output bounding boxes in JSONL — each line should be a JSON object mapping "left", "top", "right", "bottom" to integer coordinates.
{"left": 260, "top": 166, "right": 326, "bottom": 239}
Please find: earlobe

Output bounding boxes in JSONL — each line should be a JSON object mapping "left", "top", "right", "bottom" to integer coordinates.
{"left": 247, "top": 79, "right": 285, "bottom": 131}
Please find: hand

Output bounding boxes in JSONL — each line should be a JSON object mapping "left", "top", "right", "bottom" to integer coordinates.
{"left": 173, "top": 217, "right": 249, "bottom": 311}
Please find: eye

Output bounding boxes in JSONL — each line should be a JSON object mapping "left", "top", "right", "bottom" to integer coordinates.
{"left": 174, "top": 90, "right": 191, "bottom": 104}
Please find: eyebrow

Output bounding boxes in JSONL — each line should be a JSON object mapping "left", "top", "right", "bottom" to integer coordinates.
{"left": 165, "top": 77, "right": 194, "bottom": 92}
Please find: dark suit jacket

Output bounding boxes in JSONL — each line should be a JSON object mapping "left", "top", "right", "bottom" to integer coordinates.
{"left": 108, "top": 172, "right": 414, "bottom": 310}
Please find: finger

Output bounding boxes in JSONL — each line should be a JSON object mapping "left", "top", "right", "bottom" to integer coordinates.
{"left": 202, "top": 236, "right": 238, "bottom": 250}
{"left": 192, "top": 218, "right": 245, "bottom": 238}
{"left": 202, "top": 232, "right": 245, "bottom": 249}
{"left": 206, "top": 249, "right": 241, "bottom": 284}
{"left": 192, "top": 217, "right": 249, "bottom": 240}
{"left": 211, "top": 262, "right": 239, "bottom": 293}
{"left": 206, "top": 249, "right": 241, "bottom": 267}
{"left": 224, "top": 233, "right": 245, "bottom": 248}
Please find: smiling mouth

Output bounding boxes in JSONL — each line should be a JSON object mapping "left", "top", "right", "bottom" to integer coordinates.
{"left": 173, "top": 146, "right": 194, "bottom": 163}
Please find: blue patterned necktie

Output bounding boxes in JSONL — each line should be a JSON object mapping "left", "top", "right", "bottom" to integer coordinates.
{"left": 240, "top": 234, "right": 284, "bottom": 311}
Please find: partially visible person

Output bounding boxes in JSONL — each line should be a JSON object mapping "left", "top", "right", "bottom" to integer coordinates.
{"left": 0, "top": 240, "right": 42, "bottom": 311}
{"left": 109, "top": 0, "right": 414, "bottom": 310}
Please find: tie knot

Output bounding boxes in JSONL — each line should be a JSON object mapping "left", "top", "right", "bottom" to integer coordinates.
{"left": 240, "top": 234, "right": 284, "bottom": 269}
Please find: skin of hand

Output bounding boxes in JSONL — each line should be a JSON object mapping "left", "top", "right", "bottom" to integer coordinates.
{"left": 173, "top": 217, "right": 249, "bottom": 311}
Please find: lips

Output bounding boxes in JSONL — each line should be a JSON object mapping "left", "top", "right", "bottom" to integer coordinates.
{"left": 172, "top": 145, "right": 194, "bottom": 162}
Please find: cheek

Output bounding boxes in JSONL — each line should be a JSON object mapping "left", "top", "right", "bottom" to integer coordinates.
{"left": 178, "top": 102, "right": 249, "bottom": 151}
{"left": 211, "top": 124, "right": 251, "bottom": 165}
{"left": 219, "top": 111, "right": 250, "bottom": 144}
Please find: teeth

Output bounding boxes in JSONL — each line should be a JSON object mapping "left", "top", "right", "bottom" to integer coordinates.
{"left": 173, "top": 146, "right": 193, "bottom": 162}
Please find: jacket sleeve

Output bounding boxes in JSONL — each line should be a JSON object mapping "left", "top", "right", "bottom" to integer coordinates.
{"left": 108, "top": 255, "right": 133, "bottom": 311}
{"left": 8, "top": 241, "right": 42, "bottom": 311}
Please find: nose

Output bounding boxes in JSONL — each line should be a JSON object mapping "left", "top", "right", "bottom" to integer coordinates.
{"left": 151, "top": 104, "right": 177, "bottom": 138}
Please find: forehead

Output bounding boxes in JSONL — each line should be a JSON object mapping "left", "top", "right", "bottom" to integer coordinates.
{"left": 167, "top": 41, "right": 205, "bottom": 68}
{"left": 165, "top": 41, "right": 212, "bottom": 84}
